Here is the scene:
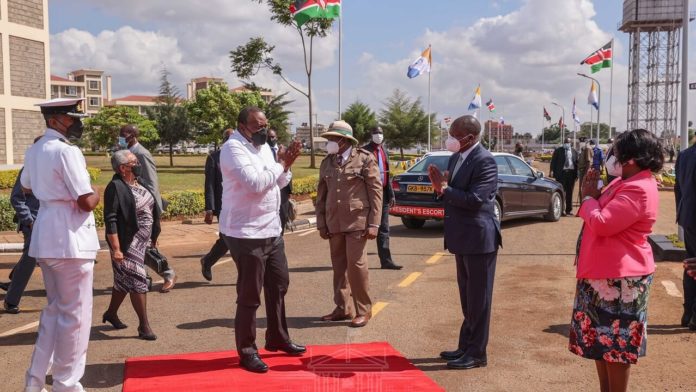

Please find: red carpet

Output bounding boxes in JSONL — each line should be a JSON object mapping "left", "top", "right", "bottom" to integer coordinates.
{"left": 123, "top": 341, "right": 444, "bottom": 391}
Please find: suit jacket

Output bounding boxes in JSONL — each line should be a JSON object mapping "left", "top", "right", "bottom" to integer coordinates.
{"left": 204, "top": 150, "right": 223, "bottom": 216}
{"left": 549, "top": 146, "right": 579, "bottom": 180}
{"left": 316, "top": 147, "right": 383, "bottom": 234}
{"left": 104, "top": 174, "right": 161, "bottom": 254}
{"left": 361, "top": 142, "right": 394, "bottom": 203}
{"left": 675, "top": 144, "right": 696, "bottom": 230}
{"left": 129, "top": 143, "right": 163, "bottom": 212}
{"left": 442, "top": 144, "right": 502, "bottom": 255}
{"left": 10, "top": 168, "right": 39, "bottom": 231}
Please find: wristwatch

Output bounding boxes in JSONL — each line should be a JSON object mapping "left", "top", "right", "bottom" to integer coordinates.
{"left": 582, "top": 196, "right": 594, "bottom": 203}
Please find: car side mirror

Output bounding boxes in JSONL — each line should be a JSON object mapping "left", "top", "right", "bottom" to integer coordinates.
{"left": 536, "top": 171, "right": 544, "bottom": 179}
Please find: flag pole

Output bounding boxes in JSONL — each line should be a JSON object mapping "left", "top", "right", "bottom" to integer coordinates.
{"left": 337, "top": 4, "right": 343, "bottom": 120}
{"left": 427, "top": 44, "right": 431, "bottom": 152}
{"left": 608, "top": 38, "right": 614, "bottom": 140}
{"left": 541, "top": 111, "right": 545, "bottom": 153}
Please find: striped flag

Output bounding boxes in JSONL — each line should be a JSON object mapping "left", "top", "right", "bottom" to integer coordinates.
{"left": 580, "top": 40, "right": 612, "bottom": 74}
{"left": 572, "top": 98, "right": 581, "bottom": 124}
{"left": 543, "top": 107, "right": 551, "bottom": 121}
{"left": 407, "top": 46, "right": 432, "bottom": 79}
{"left": 588, "top": 81, "right": 599, "bottom": 109}
{"left": 486, "top": 99, "right": 495, "bottom": 112}
{"left": 467, "top": 86, "right": 481, "bottom": 111}
{"left": 290, "top": 0, "right": 341, "bottom": 27}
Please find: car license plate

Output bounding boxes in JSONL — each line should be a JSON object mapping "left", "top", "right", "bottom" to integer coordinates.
{"left": 406, "top": 184, "right": 433, "bottom": 193}
{"left": 390, "top": 205, "right": 444, "bottom": 218}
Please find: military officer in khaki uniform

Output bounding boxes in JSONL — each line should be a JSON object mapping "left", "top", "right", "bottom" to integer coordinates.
{"left": 316, "top": 121, "right": 383, "bottom": 328}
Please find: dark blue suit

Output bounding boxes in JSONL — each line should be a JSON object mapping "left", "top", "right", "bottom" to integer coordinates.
{"left": 675, "top": 144, "right": 696, "bottom": 320}
{"left": 442, "top": 144, "right": 501, "bottom": 359}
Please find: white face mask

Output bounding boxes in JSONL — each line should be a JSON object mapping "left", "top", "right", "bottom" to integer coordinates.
{"left": 445, "top": 136, "right": 461, "bottom": 153}
{"left": 606, "top": 155, "right": 622, "bottom": 178}
{"left": 372, "top": 133, "right": 384, "bottom": 144}
{"left": 326, "top": 141, "right": 340, "bottom": 154}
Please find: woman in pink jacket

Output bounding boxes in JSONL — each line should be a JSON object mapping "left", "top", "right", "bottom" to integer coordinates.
{"left": 569, "top": 129, "right": 663, "bottom": 392}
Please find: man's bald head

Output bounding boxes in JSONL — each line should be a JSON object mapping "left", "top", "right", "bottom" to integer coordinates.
{"left": 450, "top": 115, "right": 481, "bottom": 138}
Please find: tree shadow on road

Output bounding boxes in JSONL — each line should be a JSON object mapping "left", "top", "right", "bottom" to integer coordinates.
{"left": 81, "top": 362, "right": 124, "bottom": 389}
{"left": 288, "top": 266, "right": 333, "bottom": 273}
{"left": 646, "top": 324, "right": 695, "bottom": 335}
{"left": 543, "top": 324, "right": 570, "bottom": 338}
{"left": 0, "top": 325, "right": 149, "bottom": 347}
{"left": 177, "top": 316, "right": 351, "bottom": 331}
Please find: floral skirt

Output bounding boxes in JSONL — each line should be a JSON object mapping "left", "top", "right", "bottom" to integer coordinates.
{"left": 568, "top": 274, "right": 653, "bottom": 364}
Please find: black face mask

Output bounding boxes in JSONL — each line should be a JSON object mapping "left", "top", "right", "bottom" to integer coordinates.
{"left": 251, "top": 128, "right": 268, "bottom": 146}
{"left": 131, "top": 165, "right": 142, "bottom": 177}
{"left": 267, "top": 139, "right": 277, "bottom": 148}
{"left": 67, "top": 119, "right": 84, "bottom": 141}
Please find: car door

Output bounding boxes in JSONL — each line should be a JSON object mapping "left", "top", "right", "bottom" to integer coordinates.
{"left": 493, "top": 155, "right": 521, "bottom": 215}
{"left": 506, "top": 156, "right": 549, "bottom": 212}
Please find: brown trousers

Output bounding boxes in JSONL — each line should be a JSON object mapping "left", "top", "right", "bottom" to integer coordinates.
{"left": 328, "top": 231, "right": 372, "bottom": 317}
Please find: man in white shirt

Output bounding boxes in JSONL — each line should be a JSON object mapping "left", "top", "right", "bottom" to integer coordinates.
{"left": 21, "top": 98, "right": 101, "bottom": 392}
{"left": 219, "top": 106, "right": 303, "bottom": 373}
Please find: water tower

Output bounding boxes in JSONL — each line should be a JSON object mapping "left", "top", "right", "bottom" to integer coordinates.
{"left": 619, "top": 0, "right": 686, "bottom": 139}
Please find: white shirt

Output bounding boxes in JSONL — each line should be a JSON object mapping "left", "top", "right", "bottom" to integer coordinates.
{"left": 219, "top": 131, "right": 292, "bottom": 239}
{"left": 339, "top": 146, "right": 352, "bottom": 165}
{"left": 20, "top": 128, "right": 100, "bottom": 259}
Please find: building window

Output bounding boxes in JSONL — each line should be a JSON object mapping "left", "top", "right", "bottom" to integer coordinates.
{"left": 88, "top": 97, "right": 100, "bottom": 107}
{"left": 64, "top": 86, "right": 77, "bottom": 96}
{"left": 88, "top": 80, "right": 100, "bottom": 91}
{"left": 51, "top": 86, "right": 59, "bottom": 98}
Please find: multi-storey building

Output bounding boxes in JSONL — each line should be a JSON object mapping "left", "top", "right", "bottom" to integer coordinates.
{"left": 187, "top": 76, "right": 224, "bottom": 99}
{"left": 106, "top": 95, "right": 158, "bottom": 116}
{"left": 0, "top": 0, "right": 50, "bottom": 165}
{"left": 68, "top": 69, "right": 104, "bottom": 115}
{"left": 50, "top": 74, "right": 84, "bottom": 100}
{"left": 484, "top": 120, "right": 514, "bottom": 146}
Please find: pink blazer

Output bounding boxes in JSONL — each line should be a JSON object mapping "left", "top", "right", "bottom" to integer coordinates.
{"left": 576, "top": 170, "right": 658, "bottom": 279}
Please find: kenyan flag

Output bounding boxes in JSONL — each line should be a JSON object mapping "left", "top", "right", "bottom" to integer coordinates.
{"left": 580, "top": 40, "right": 612, "bottom": 74}
{"left": 290, "top": 0, "right": 341, "bottom": 27}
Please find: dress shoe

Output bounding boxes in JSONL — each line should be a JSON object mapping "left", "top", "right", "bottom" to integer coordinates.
{"left": 689, "top": 314, "right": 696, "bottom": 331}
{"left": 265, "top": 341, "right": 306, "bottom": 356}
{"left": 160, "top": 275, "right": 177, "bottom": 293}
{"left": 447, "top": 355, "right": 487, "bottom": 370}
{"left": 240, "top": 353, "right": 269, "bottom": 373}
{"left": 681, "top": 312, "right": 691, "bottom": 327}
{"left": 350, "top": 313, "right": 371, "bottom": 328}
{"left": 321, "top": 311, "right": 352, "bottom": 322}
{"left": 137, "top": 328, "right": 157, "bottom": 341}
{"left": 4, "top": 301, "right": 19, "bottom": 314}
{"left": 440, "top": 348, "right": 466, "bottom": 361}
{"left": 102, "top": 312, "right": 128, "bottom": 329}
{"left": 381, "top": 263, "right": 403, "bottom": 270}
{"left": 200, "top": 257, "right": 212, "bottom": 281}
{"left": 0, "top": 282, "right": 8, "bottom": 291}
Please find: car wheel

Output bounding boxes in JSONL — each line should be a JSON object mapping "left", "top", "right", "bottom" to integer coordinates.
{"left": 493, "top": 199, "right": 502, "bottom": 223}
{"left": 544, "top": 192, "right": 562, "bottom": 222}
{"left": 401, "top": 217, "right": 426, "bottom": 229}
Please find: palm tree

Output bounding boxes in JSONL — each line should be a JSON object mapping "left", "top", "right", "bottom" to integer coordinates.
{"left": 265, "top": 92, "right": 294, "bottom": 143}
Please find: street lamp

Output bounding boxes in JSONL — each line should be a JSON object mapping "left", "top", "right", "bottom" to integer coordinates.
{"left": 551, "top": 101, "right": 566, "bottom": 143}
{"left": 577, "top": 73, "right": 601, "bottom": 142}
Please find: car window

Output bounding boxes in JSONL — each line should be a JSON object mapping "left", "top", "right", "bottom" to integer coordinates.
{"left": 408, "top": 155, "right": 450, "bottom": 173}
{"left": 494, "top": 156, "right": 513, "bottom": 175}
{"left": 507, "top": 156, "right": 534, "bottom": 176}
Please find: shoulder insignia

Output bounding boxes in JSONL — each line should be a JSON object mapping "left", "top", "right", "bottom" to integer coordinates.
{"left": 357, "top": 147, "right": 372, "bottom": 155}
{"left": 59, "top": 138, "right": 73, "bottom": 145}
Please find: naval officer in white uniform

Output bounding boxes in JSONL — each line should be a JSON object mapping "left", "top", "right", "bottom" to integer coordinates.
{"left": 21, "top": 98, "right": 101, "bottom": 392}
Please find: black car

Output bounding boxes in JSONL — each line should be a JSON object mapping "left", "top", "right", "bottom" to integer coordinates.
{"left": 389, "top": 151, "right": 564, "bottom": 229}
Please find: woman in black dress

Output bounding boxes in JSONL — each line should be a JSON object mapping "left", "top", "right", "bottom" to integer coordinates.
{"left": 102, "top": 149, "right": 160, "bottom": 340}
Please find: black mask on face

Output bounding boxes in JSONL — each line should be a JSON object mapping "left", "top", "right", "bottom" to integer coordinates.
{"left": 251, "top": 127, "right": 268, "bottom": 146}
{"left": 267, "top": 138, "right": 277, "bottom": 148}
{"left": 131, "top": 164, "right": 142, "bottom": 177}
{"left": 67, "top": 118, "right": 84, "bottom": 141}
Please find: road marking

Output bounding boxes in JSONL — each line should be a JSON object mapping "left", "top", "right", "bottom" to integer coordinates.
{"left": 372, "top": 301, "right": 388, "bottom": 317}
{"left": 398, "top": 272, "right": 423, "bottom": 288}
{"left": 0, "top": 321, "right": 39, "bottom": 338}
{"left": 298, "top": 229, "right": 316, "bottom": 237}
{"left": 661, "top": 280, "right": 682, "bottom": 297}
{"left": 214, "top": 258, "right": 231, "bottom": 267}
{"left": 425, "top": 252, "right": 447, "bottom": 264}
{"left": 288, "top": 228, "right": 315, "bottom": 236}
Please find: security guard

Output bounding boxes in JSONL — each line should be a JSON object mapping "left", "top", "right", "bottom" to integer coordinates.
{"left": 316, "top": 121, "right": 383, "bottom": 328}
{"left": 21, "top": 98, "right": 100, "bottom": 392}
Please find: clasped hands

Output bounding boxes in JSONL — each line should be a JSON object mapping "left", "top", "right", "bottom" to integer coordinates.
{"left": 580, "top": 168, "right": 601, "bottom": 200}
{"left": 278, "top": 140, "right": 302, "bottom": 171}
{"left": 427, "top": 164, "right": 449, "bottom": 195}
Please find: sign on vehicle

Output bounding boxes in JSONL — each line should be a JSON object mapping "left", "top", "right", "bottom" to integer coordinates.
{"left": 390, "top": 205, "right": 444, "bottom": 218}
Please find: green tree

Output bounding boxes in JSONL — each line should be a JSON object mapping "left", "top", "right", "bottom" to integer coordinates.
{"left": 147, "top": 67, "right": 190, "bottom": 167}
{"left": 342, "top": 101, "right": 377, "bottom": 144}
{"left": 230, "top": 0, "right": 335, "bottom": 168}
{"left": 84, "top": 106, "right": 157, "bottom": 150}
{"left": 538, "top": 125, "right": 562, "bottom": 144}
{"left": 264, "top": 92, "right": 294, "bottom": 143}
{"left": 379, "top": 89, "right": 435, "bottom": 159}
{"left": 578, "top": 122, "right": 610, "bottom": 142}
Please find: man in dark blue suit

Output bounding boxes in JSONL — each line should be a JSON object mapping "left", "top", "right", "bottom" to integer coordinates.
{"left": 675, "top": 142, "right": 696, "bottom": 330}
{"left": 428, "top": 115, "right": 502, "bottom": 369}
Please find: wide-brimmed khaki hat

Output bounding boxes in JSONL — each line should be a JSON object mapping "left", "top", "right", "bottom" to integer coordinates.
{"left": 321, "top": 120, "right": 358, "bottom": 144}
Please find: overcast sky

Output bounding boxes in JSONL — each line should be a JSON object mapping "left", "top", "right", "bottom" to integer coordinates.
{"left": 49, "top": 0, "right": 696, "bottom": 136}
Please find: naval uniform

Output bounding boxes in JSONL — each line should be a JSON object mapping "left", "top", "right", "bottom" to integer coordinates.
{"left": 21, "top": 128, "right": 100, "bottom": 392}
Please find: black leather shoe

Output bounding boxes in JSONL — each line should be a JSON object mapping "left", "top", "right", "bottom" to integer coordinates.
{"left": 240, "top": 353, "right": 269, "bottom": 373}
{"left": 440, "top": 348, "right": 466, "bottom": 361}
{"left": 200, "top": 257, "right": 212, "bottom": 282}
{"left": 381, "top": 263, "right": 403, "bottom": 270}
{"left": 0, "top": 282, "right": 8, "bottom": 291}
{"left": 137, "top": 328, "right": 157, "bottom": 341}
{"left": 265, "top": 341, "right": 306, "bottom": 356}
{"left": 102, "top": 312, "right": 128, "bottom": 329}
{"left": 689, "top": 314, "right": 696, "bottom": 331}
{"left": 4, "top": 301, "right": 19, "bottom": 314}
{"left": 447, "top": 355, "right": 487, "bottom": 370}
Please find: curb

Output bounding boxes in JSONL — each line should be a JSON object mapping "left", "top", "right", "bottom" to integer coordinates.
{"left": 289, "top": 217, "right": 317, "bottom": 231}
{"left": 648, "top": 234, "right": 686, "bottom": 262}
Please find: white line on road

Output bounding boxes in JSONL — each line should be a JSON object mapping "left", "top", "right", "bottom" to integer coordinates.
{"left": 214, "top": 258, "right": 231, "bottom": 267}
{"left": 298, "top": 229, "right": 316, "bottom": 237}
{"left": 0, "top": 321, "right": 39, "bottom": 338}
{"left": 661, "top": 280, "right": 682, "bottom": 298}
{"left": 288, "top": 228, "right": 315, "bottom": 236}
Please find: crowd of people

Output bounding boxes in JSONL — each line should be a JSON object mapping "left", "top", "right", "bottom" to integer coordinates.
{"left": 1, "top": 97, "right": 695, "bottom": 391}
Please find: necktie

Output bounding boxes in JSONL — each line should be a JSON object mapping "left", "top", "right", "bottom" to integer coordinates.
{"left": 336, "top": 154, "right": 343, "bottom": 166}
{"left": 271, "top": 147, "right": 277, "bottom": 162}
{"left": 451, "top": 154, "right": 464, "bottom": 180}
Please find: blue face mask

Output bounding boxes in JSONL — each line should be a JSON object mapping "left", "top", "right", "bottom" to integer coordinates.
{"left": 118, "top": 136, "right": 128, "bottom": 148}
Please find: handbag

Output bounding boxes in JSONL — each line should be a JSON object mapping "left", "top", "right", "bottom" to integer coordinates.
{"left": 144, "top": 247, "right": 170, "bottom": 274}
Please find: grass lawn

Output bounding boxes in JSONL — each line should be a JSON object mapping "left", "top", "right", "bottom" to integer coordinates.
{"left": 86, "top": 153, "right": 321, "bottom": 194}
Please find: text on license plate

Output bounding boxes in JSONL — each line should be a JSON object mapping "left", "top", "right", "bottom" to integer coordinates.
{"left": 406, "top": 184, "right": 433, "bottom": 193}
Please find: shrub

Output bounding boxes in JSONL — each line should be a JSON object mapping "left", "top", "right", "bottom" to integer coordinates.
{"left": 161, "top": 190, "right": 205, "bottom": 219}
{"left": 87, "top": 168, "right": 101, "bottom": 182}
{"left": 0, "top": 168, "right": 101, "bottom": 189}
{"left": 0, "top": 195, "right": 16, "bottom": 231}
{"left": 293, "top": 175, "right": 319, "bottom": 195}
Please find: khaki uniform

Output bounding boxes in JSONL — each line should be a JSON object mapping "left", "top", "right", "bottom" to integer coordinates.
{"left": 316, "top": 147, "right": 383, "bottom": 317}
